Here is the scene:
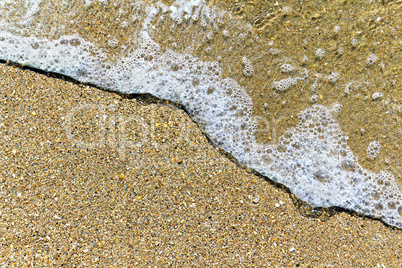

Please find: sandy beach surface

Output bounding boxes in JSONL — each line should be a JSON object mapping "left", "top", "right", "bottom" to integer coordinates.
{"left": 0, "top": 63, "right": 401, "bottom": 267}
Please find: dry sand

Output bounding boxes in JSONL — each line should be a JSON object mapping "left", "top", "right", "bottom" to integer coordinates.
{"left": 0, "top": 63, "right": 401, "bottom": 267}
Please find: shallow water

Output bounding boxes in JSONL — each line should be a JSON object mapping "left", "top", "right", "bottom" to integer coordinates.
{"left": 0, "top": 0, "right": 401, "bottom": 227}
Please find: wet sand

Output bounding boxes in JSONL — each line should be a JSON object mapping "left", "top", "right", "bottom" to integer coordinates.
{"left": 1, "top": 63, "right": 401, "bottom": 267}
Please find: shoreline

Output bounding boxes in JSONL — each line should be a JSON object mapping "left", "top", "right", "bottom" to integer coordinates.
{"left": 1, "top": 63, "right": 401, "bottom": 266}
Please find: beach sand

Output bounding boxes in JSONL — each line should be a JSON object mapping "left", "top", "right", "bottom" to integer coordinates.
{"left": 1, "top": 63, "right": 401, "bottom": 267}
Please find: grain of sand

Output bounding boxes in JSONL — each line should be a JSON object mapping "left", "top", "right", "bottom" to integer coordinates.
{"left": 0, "top": 63, "right": 401, "bottom": 267}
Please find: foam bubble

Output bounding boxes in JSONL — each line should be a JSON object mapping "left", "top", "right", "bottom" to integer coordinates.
{"left": 367, "top": 141, "right": 381, "bottom": 160}
{"left": 242, "top": 57, "right": 254, "bottom": 77}
{"left": 367, "top": 53, "right": 378, "bottom": 65}
{"left": 280, "top": 63, "right": 294, "bottom": 73}
{"left": 372, "top": 92, "right": 383, "bottom": 100}
{"left": 315, "top": 48, "right": 325, "bottom": 59}
{"left": 328, "top": 72, "right": 340, "bottom": 82}
{"left": 273, "top": 77, "right": 298, "bottom": 91}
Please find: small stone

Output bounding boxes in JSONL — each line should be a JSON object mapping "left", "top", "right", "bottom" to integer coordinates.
{"left": 253, "top": 196, "right": 260, "bottom": 204}
{"left": 118, "top": 173, "right": 125, "bottom": 179}
{"left": 289, "top": 247, "right": 295, "bottom": 252}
